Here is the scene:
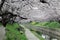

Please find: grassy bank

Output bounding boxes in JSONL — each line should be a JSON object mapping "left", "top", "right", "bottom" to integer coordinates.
{"left": 30, "top": 21, "right": 60, "bottom": 28}
{"left": 5, "top": 23, "right": 27, "bottom": 40}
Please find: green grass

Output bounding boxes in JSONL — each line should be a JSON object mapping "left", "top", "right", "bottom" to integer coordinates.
{"left": 30, "top": 21, "right": 60, "bottom": 28}
{"left": 5, "top": 23, "right": 27, "bottom": 40}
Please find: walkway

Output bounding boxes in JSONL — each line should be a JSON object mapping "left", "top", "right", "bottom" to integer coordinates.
{"left": 20, "top": 25, "right": 40, "bottom": 40}
{"left": 0, "top": 26, "right": 5, "bottom": 40}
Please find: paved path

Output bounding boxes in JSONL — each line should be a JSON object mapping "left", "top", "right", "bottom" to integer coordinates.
{"left": 0, "top": 26, "right": 5, "bottom": 40}
{"left": 22, "top": 23, "right": 60, "bottom": 39}
{"left": 20, "top": 25, "right": 40, "bottom": 40}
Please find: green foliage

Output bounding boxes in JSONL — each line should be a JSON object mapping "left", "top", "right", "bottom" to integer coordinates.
{"left": 5, "top": 23, "right": 27, "bottom": 40}
{"left": 31, "top": 22, "right": 50, "bottom": 26}
{"left": 47, "top": 22, "right": 60, "bottom": 28}
{"left": 31, "top": 21, "right": 38, "bottom": 25}
{"left": 31, "top": 21, "right": 60, "bottom": 28}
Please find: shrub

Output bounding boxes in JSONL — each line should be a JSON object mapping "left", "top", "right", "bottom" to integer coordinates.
{"left": 5, "top": 23, "right": 27, "bottom": 40}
